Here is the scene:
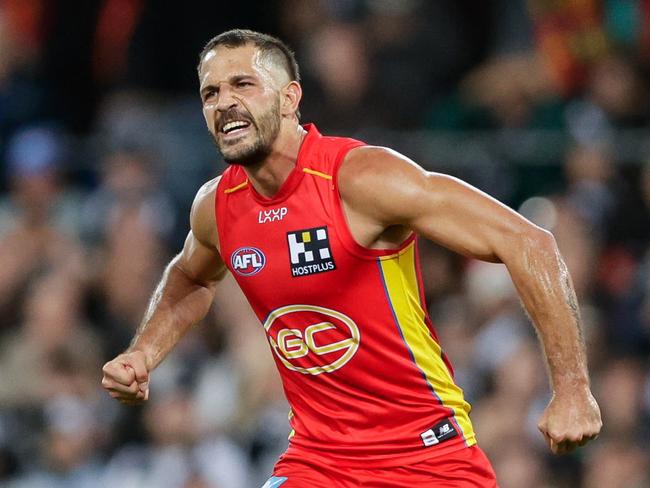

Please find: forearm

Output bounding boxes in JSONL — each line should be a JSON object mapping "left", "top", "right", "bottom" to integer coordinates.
{"left": 505, "top": 231, "right": 590, "bottom": 393}
{"left": 128, "top": 256, "right": 217, "bottom": 370}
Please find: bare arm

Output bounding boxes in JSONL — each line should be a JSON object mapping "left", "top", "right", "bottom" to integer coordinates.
{"left": 102, "top": 177, "right": 226, "bottom": 404}
{"left": 339, "top": 146, "right": 602, "bottom": 453}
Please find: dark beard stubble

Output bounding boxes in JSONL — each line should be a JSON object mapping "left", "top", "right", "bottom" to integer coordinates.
{"left": 214, "top": 99, "right": 282, "bottom": 167}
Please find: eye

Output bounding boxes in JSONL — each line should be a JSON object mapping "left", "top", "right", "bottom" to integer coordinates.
{"left": 237, "top": 81, "right": 253, "bottom": 88}
{"left": 203, "top": 88, "right": 217, "bottom": 101}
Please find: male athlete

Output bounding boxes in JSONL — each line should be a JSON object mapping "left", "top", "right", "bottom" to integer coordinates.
{"left": 102, "top": 30, "right": 602, "bottom": 486}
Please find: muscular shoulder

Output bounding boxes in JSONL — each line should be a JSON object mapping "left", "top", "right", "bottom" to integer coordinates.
{"left": 190, "top": 176, "right": 221, "bottom": 250}
{"left": 337, "top": 146, "right": 438, "bottom": 226}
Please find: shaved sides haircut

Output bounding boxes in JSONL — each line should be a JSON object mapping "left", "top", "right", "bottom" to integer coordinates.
{"left": 198, "top": 29, "right": 301, "bottom": 84}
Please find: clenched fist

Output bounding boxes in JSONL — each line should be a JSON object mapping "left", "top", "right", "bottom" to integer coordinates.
{"left": 538, "top": 388, "right": 602, "bottom": 454}
{"left": 102, "top": 350, "right": 150, "bottom": 405}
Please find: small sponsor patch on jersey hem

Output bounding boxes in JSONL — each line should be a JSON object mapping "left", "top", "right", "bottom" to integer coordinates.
{"left": 420, "top": 418, "right": 458, "bottom": 447}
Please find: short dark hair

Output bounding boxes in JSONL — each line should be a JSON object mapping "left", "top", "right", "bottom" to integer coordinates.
{"left": 198, "top": 29, "right": 300, "bottom": 83}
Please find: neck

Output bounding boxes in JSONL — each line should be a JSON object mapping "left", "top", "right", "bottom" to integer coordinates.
{"left": 243, "top": 122, "right": 306, "bottom": 198}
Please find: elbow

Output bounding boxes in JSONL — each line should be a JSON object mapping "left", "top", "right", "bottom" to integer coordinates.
{"left": 170, "top": 258, "right": 213, "bottom": 290}
{"left": 499, "top": 225, "right": 558, "bottom": 265}
{"left": 520, "top": 226, "right": 560, "bottom": 271}
{"left": 529, "top": 227, "right": 557, "bottom": 253}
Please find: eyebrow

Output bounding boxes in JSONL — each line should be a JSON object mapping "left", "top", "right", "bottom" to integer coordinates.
{"left": 200, "top": 75, "right": 256, "bottom": 95}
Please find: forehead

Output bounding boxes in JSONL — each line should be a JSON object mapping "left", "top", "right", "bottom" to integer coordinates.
{"left": 199, "top": 44, "right": 280, "bottom": 86}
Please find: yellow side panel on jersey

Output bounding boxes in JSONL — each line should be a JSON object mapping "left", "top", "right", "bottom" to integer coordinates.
{"left": 378, "top": 241, "right": 476, "bottom": 445}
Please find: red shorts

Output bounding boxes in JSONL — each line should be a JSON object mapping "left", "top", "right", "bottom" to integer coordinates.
{"left": 267, "top": 446, "right": 498, "bottom": 487}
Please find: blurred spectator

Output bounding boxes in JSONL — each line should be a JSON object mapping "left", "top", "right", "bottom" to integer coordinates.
{"left": 81, "top": 147, "right": 175, "bottom": 248}
{"left": 595, "top": 161, "right": 650, "bottom": 355}
{"left": 0, "top": 126, "right": 82, "bottom": 235}
{"left": 0, "top": 272, "right": 98, "bottom": 407}
{"left": 364, "top": 0, "right": 484, "bottom": 129}
{"left": 82, "top": 148, "right": 175, "bottom": 351}
{"left": 300, "top": 22, "right": 370, "bottom": 133}
{"left": 583, "top": 438, "right": 650, "bottom": 488}
{"left": 429, "top": 53, "right": 562, "bottom": 131}
{"left": 95, "top": 90, "right": 222, "bottom": 213}
{"left": 103, "top": 385, "right": 250, "bottom": 488}
{"left": 565, "top": 53, "right": 650, "bottom": 147}
{"left": 7, "top": 395, "right": 107, "bottom": 488}
{"left": 490, "top": 441, "right": 550, "bottom": 488}
{"left": 0, "top": 126, "right": 85, "bottom": 326}
{"left": 528, "top": 0, "right": 608, "bottom": 96}
{"left": 587, "top": 54, "right": 650, "bottom": 128}
{"left": 0, "top": 7, "right": 45, "bottom": 149}
{"left": 563, "top": 143, "right": 616, "bottom": 240}
{"left": 550, "top": 198, "right": 599, "bottom": 299}
{"left": 605, "top": 158, "right": 650, "bottom": 256}
{"left": 594, "top": 357, "right": 646, "bottom": 439}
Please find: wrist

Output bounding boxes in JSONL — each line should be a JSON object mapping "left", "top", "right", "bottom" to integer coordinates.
{"left": 125, "top": 345, "right": 156, "bottom": 371}
{"left": 552, "top": 375, "right": 590, "bottom": 396}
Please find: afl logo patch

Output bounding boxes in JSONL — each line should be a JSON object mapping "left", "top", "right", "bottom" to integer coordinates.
{"left": 231, "top": 247, "right": 266, "bottom": 276}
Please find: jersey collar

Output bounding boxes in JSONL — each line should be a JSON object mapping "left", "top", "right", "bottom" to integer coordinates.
{"left": 249, "top": 123, "right": 319, "bottom": 206}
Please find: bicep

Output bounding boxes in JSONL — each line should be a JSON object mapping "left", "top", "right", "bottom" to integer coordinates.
{"left": 406, "top": 173, "right": 536, "bottom": 262}
{"left": 175, "top": 230, "right": 227, "bottom": 286}
{"left": 176, "top": 177, "right": 226, "bottom": 285}
{"left": 341, "top": 147, "right": 542, "bottom": 263}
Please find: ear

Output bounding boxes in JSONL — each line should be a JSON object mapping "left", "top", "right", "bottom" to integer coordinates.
{"left": 281, "top": 81, "right": 302, "bottom": 117}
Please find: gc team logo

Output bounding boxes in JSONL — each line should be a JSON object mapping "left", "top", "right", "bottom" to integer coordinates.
{"left": 264, "top": 305, "right": 360, "bottom": 375}
{"left": 231, "top": 247, "right": 266, "bottom": 276}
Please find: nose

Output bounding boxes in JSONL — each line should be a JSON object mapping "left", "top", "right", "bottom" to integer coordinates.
{"left": 216, "top": 85, "right": 239, "bottom": 113}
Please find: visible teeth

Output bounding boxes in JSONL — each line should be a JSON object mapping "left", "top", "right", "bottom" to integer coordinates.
{"left": 223, "top": 121, "right": 249, "bottom": 133}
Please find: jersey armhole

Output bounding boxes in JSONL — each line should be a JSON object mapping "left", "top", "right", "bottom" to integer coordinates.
{"left": 331, "top": 144, "right": 416, "bottom": 260}
{"left": 214, "top": 174, "right": 227, "bottom": 255}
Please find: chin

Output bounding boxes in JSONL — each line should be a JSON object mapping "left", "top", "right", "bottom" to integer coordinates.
{"left": 221, "top": 143, "right": 269, "bottom": 167}
{"left": 220, "top": 143, "right": 253, "bottom": 162}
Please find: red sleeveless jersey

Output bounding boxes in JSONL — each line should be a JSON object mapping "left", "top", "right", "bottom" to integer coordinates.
{"left": 215, "top": 124, "right": 476, "bottom": 468}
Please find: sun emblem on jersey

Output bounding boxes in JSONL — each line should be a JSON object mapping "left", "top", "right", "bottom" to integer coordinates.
{"left": 264, "top": 305, "right": 360, "bottom": 375}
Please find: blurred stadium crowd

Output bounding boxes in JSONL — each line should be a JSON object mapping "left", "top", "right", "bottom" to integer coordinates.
{"left": 0, "top": 0, "right": 649, "bottom": 487}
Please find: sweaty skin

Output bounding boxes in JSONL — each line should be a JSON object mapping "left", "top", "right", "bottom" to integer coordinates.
{"left": 101, "top": 42, "right": 602, "bottom": 455}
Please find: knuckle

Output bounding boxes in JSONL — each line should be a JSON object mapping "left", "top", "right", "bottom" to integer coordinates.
{"left": 567, "top": 431, "right": 582, "bottom": 442}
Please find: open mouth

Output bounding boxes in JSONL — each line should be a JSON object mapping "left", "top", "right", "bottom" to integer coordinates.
{"left": 221, "top": 120, "right": 252, "bottom": 137}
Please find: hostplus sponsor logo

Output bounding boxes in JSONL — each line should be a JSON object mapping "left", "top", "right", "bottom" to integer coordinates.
{"left": 258, "top": 207, "right": 288, "bottom": 223}
{"left": 231, "top": 247, "right": 266, "bottom": 276}
{"left": 287, "top": 226, "right": 335, "bottom": 277}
